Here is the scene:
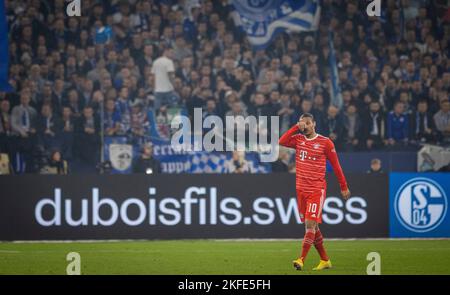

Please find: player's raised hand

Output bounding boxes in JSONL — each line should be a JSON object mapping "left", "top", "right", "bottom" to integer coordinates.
{"left": 297, "top": 120, "right": 306, "bottom": 132}
{"left": 341, "top": 189, "right": 351, "bottom": 200}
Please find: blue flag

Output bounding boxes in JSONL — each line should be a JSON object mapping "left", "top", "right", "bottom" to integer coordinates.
{"left": 328, "top": 31, "right": 343, "bottom": 109}
{"left": 231, "top": 0, "right": 321, "bottom": 49}
{"left": 0, "top": 0, "right": 12, "bottom": 92}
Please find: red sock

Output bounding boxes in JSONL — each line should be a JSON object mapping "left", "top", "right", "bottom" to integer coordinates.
{"left": 314, "top": 229, "right": 329, "bottom": 261}
{"left": 300, "top": 228, "right": 315, "bottom": 261}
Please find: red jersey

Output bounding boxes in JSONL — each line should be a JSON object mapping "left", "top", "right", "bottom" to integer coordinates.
{"left": 279, "top": 125, "right": 348, "bottom": 192}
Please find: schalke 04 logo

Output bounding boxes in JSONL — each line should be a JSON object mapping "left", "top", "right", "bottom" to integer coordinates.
{"left": 394, "top": 177, "right": 447, "bottom": 233}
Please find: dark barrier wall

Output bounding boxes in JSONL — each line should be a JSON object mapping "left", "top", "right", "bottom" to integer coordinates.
{"left": 0, "top": 174, "right": 389, "bottom": 240}
{"left": 339, "top": 151, "right": 417, "bottom": 172}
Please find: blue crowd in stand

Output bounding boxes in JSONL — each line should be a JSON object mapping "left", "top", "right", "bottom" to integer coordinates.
{"left": 0, "top": 0, "right": 449, "bottom": 175}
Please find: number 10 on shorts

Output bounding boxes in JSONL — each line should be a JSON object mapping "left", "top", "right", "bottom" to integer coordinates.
{"left": 308, "top": 203, "right": 317, "bottom": 213}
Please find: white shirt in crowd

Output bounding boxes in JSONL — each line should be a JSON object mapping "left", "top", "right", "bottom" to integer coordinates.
{"left": 151, "top": 56, "right": 175, "bottom": 93}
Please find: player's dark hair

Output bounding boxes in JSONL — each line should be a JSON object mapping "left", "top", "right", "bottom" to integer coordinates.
{"left": 300, "top": 112, "right": 315, "bottom": 122}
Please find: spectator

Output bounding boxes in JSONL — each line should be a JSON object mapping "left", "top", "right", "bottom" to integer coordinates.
{"left": 75, "top": 106, "right": 100, "bottom": 165}
{"left": 219, "top": 58, "right": 239, "bottom": 90}
{"left": 0, "top": 99, "right": 12, "bottom": 155}
{"left": 201, "top": 96, "right": 220, "bottom": 133}
{"left": 137, "top": 43, "right": 154, "bottom": 74}
{"left": 187, "top": 87, "right": 208, "bottom": 119}
{"left": 61, "top": 106, "right": 75, "bottom": 161}
{"left": 248, "top": 93, "right": 270, "bottom": 117}
{"left": 361, "top": 101, "right": 385, "bottom": 150}
{"left": 291, "top": 98, "right": 312, "bottom": 127}
{"left": 177, "top": 56, "right": 194, "bottom": 84}
{"left": 367, "top": 158, "right": 384, "bottom": 174}
{"left": 132, "top": 143, "right": 162, "bottom": 174}
{"left": 300, "top": 81, "right": 315, "bottom": 101}
{"left": 271, "top": 149, "right": 290, "bottom": 172}
{"left": 87, "top": 59, "right": 106, "bottom": 83}
{"left": 65, "top": 89, "right": 83, "bottom": 118}
{"left": 323, "top": 105, "right": 346, "bottom": 149}
{"left": 433, "top": 99, "right": 450, "bottom": 143}
{"left": 35, "top": 81, "right": 53, "bottom": 111}
{"left": 51, "top": 79, "right": 66, "bottom": 114}
{"left": 106, "top": 50, "right": 120, "bottom": 78}
{"left": 129, "top": 101, "right": 149, "bottom": 145}
{"left": 311, "top": 94, "right": 327, "bottom": 133}
{"left": 104, "top": 98, "right": 121, "bottom": 136}
{"left": 343, "top": 104, "right": 362, "bottom": 151}
{"left": 173, "top": 35, "right": 193, "bottom": 62}
{"left": 79, "top": 78, "right": 94, "bottom": 108}
{"left": 203, "top": 98, "right": 219, "bottom": 119}
{"left": 277, "top": 94, "right": 294, "bottom": 134}
{"left": 225, "top": 151, "right": 249, "bottom": 173}
{"left": 266, "top": 90, "right": 281, "bottom": 116}
{"left": 155, "top": 105, "right": 171, "bottom": 140}
{"left": 11, "top": 87, "right": 38, "bottom": 173}
{"left": 387, "top": 101, "right": 410, "bottom": 147}
{"left": 225, "top": 99, "right": 249, "bottom": 144}
{"left": 115, "top": 86, "right": 131, "bottom": 135}
{"left": 40, "top": 150, "right": 69, "bottom": 175}
{"left": 410, "top": 100, "right": 437, "bottom": 144}
{"left": 398, "top": 91, "right": 413, "bottom": 114}
{"left": 225, "top": 100, "right": 248, "bottom": 118}
{"left": 151, "top": 47, "right": 177, "bottom": 110}
{"left": 37, "top": 104, "right": 62, "bottom": 151}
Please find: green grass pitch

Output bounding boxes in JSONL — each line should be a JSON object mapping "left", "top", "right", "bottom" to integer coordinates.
{"left": 0, "top": 239, "right": 449, "bottom": 274}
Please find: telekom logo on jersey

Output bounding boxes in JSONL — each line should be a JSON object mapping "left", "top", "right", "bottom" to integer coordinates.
{"left": 299, "top": 150, "right": 307, "bottom": 161}
{"left": 298, "top": 150, "right": 317, "bottom": 161}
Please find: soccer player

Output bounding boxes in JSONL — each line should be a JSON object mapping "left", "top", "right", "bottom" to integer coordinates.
{"left": 279, "top": 113, "right": 350, "bottom": 271}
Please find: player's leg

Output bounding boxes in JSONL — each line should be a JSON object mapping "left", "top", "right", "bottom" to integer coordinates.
{"left": 313, "top": 188, "right": 328, "bottom": 261}
{"left": 313, "top": 223, "right": 329, "bottom": 261}
{"left": 300, "top": 193, "right": 322, "bottom": 261}
{"left": 312, "top": 188, "right": 332, "bottom": 270}
{"left": 293, "top": 191, "right": 311, "bottom": 270}
{"left": 300, "top": 219, "right": 317, "bottom": 260}
{"left": 293, "top": 219, "right": 316, "bottom": 270}
{"left": 312, "top": 223, "right": 332, "bottom": 270}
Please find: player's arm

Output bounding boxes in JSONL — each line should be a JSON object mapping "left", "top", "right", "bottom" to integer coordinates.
{"left": 325, "top": 139, "right": 351, "bottom": 199}
{"left": 278, "top": 124, "right": 300, "bottom": 149}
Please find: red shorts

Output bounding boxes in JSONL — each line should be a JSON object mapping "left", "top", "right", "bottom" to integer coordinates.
{"left": 297, "top": 188, "right": 326, "bottom": 223}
